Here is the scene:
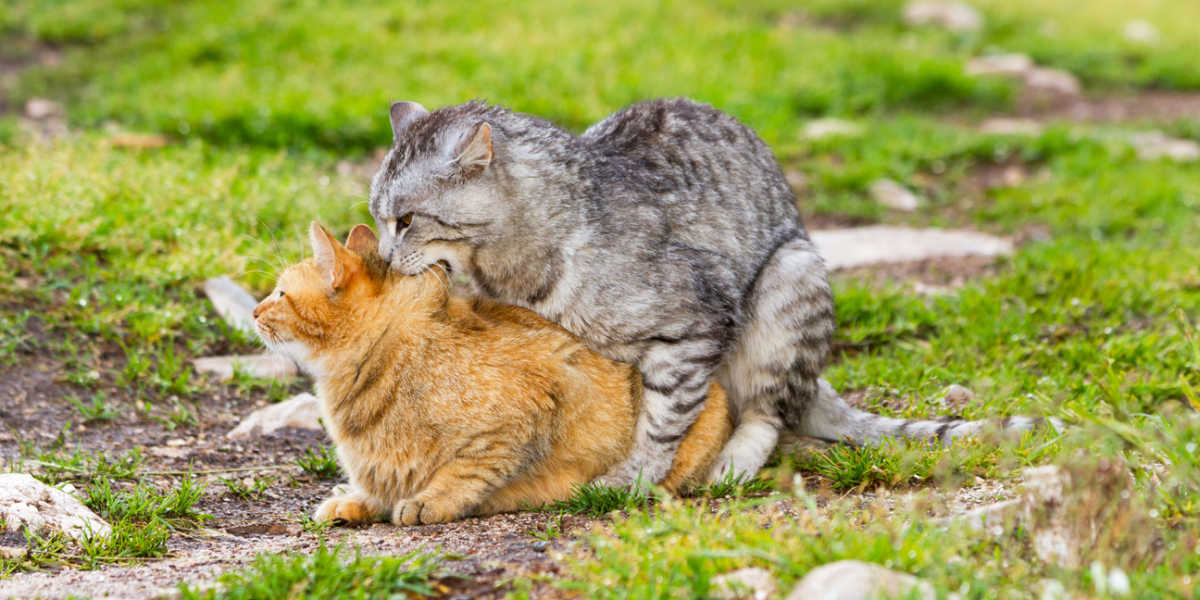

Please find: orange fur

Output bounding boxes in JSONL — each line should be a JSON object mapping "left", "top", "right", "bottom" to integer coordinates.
{"left": 254, "top": 222, "right": 731, "bottom": 526}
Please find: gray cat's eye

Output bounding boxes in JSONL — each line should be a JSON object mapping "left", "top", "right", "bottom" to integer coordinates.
{"left": 385, "top": 213, "right": 413, "bottom": 237}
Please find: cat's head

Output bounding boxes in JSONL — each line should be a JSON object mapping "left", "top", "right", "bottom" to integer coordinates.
{"left": 253, "top": 222, "right": 447, "bottom": 373}
{"left": 367, "top": 101, "right": 509, "bottom": 276}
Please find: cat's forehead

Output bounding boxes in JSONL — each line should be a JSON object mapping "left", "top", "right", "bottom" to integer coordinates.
{"left": 276, "top": 259, "right": 320, "bottom": 289}
{"left": 371, "top": 150, "right": 450, "bottom": 216}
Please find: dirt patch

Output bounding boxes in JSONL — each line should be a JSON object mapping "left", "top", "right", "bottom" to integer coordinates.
{"left": 0, "top": 37, "right": 61, "bottom": 116}
{"left": 835, "top": 254, "right": 1001, "bottom": 293}
{"left": 1012, "top": 90, "right": 1200, "bottom": 123}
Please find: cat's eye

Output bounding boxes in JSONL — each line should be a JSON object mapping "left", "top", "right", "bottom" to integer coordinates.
{"left": 385, "top": 213, "right": 414, "bottom": 237}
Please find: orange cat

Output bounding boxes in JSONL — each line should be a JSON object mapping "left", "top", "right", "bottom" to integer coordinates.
{"left": 252, "top": 222, "right": 731, "bottom": 525}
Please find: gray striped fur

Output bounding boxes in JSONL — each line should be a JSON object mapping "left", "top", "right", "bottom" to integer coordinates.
{"left": 367, "top": 98, "right": 1055, "bottom": 487}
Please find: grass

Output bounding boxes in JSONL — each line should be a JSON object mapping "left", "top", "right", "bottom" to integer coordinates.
{"left": 2, "top": 0, "right": 1199, "bottom": 596}
{"left": 176, "top": 544, "right": 444, "bottom": 600}
{"left": 295, "top": 445, "right": 341, "bottom": 480}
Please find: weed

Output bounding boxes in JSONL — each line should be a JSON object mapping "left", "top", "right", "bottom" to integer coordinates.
{"left": 155, "top": 399, "right": 198, "bottom": 431}
{"left": 69, "top": 391, "right": 119, "bottom": 422}
{"left": 528, "top": 514, "right": 566, "bottom": 542}
{"left": 295, "top": 445, "right": 341, "bottom": 479}
{"left": 688, "top": 470, "right": 776, "bottom": 499}
{"left": 544, "top": 482, "right": 653, "bottom": 518}
{"left": 221, "top": 475, "right": 275, "bottom": 501}
{"left": 177, "top": 544, "right": 443, "bottom": 599}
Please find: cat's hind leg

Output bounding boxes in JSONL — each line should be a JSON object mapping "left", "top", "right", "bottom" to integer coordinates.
{"left": 598, "top": 336, "right": 725, "bottom": 489}
{"left": 709, "top": 236, "right": 834, "bottom": 482}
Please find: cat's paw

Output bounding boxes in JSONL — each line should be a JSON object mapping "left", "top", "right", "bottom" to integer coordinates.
{"left": 392, "top": 498, "right": 458, "bottom": 526}
{"left": 313, "top": 494, "right": 376, "bottom": 525}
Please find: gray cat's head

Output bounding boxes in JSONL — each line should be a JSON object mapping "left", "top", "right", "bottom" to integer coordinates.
{"left": 368, "top": 101, "right": 507, "bottom": 276}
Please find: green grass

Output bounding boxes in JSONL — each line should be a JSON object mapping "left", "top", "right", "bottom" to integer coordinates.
{"left": 295, "top": 445, "right": 342, "bottom": 480}
{"left": 176, "top": 544, "right": 444, "bottom": 600}
{"left": 2, "top": 0, "right": 1200, "bottom": 596}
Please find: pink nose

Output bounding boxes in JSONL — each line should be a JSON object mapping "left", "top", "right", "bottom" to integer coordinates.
{"left": 252, "top": 303, "right": 265, "bottom": 319}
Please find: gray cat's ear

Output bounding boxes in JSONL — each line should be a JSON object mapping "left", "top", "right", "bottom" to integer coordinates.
{"left": 453, "top": 122, "right": 493, "bottom": 176}
{"left": 389, "top": 101, "right": 428, "bottom": 140}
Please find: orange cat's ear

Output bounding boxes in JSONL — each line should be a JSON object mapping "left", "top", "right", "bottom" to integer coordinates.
{"left": 345, "top": 224, "right": 378, "bottom": 256}
{"left": 309, "top": 221, "right": 358, "bottom": 290}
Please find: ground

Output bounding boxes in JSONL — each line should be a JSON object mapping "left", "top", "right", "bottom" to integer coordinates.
{"left": 1, "top": 1, "right": 1199, "bottom": 598}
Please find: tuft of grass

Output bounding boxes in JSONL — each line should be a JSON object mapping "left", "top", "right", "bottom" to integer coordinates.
{"left": 82, "top": 475, "right": 210, "bottom": 530}
{"left": 68, "top": 391, "right": 119, "bottom": 422}
{"left": 295, "top": 445, "right": 341, "bottom": 479}
{"left": 544, "top": 482, "right": 653, "bottom": 518}
{"left": 527, "top": 514, "right": 566, "bottom": 542}
{"left": 177, "top": 544, "right": 444, "bottom": 600}
{"left": 221, "top": 475, "right": 275, "bottom": 501}
{"left": 687, "top": 470, "right": 777, "bottom": 499}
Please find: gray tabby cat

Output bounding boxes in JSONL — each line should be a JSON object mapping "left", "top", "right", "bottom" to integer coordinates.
{"left": 368, "top": 98, "right": 1050, "bottom": 487}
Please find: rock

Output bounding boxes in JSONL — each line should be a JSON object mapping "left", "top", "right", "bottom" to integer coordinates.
{"left": 966, "top": 53, "right": 1033, "bottom": 78}
{"left": 810, "top": 226, "right": 1013, "bottom": 270}
{"left": 786, "top": 561, "right": 934, "bottom": 600}
{"left": 147, "top": 446, "right": 191, "bottom": 459}
{"left": 227, "top": 393, "right": 323, "bottom": 439}
{"left": 1129, "top": 131, "right": 1200, "bottom": 162}
{"left": 203, "top": 276, "right": 259, "bottom": 334}
{"left": 802, "top": 118, "right": 862, "bottom": 140}
{"left": 1122, "top": 20, "right": 1160, "bottom": 45}
{"left": 941, "top": 383, "right": 975, "bottom": 408}
{"left": 869, "top": 178, "right": 920, "bottom": 212}
{"left": 192, "top": 353, "right": 298, "bottom": 381}
{"left": 1023, "top": 67, "right": 1081, "bottom": 98}
{"left": 0, "top": 474, "right": 112, "bottom": 541}
{"left": 979, "top": 118, "right": 1043, "bottom": 136}
{"left": 24, "top": 98, "right": 63, "bottom": 120}
{"left": 902, "top": 1, "right": 983, "bottom": 32}
{"left": 711, "top": 567, "right": 775, "bottom": 600}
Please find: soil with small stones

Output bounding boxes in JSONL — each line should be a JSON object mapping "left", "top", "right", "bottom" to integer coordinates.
{"left": 1010, "top": 90, "right": 1200, "bottom": 123}
{"left": 0, "top": 303, "right": 575, "bottom": 599}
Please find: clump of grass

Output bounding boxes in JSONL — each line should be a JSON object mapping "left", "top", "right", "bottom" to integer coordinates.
{"left": 68, "top": 391, "right": 119, "bottom": 422}
{"left": 544, "top": 482, "right": 653, "bottom": 518}
{"left": 688, "top": 470, "right": 777, "bottom": 499}
{"left": 221, "top": 475, "right": 275, "bottom": 501}
{"left": 177, "top": 544, "right": 444, "bottom": 600}
{"left": 296, "top": 445, "right": 341, "bottom": 479}
{"left": 83, "top": 475, "right": 210, "bottom": 530}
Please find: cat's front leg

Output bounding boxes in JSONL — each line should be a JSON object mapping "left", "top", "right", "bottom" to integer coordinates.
{"left": 598, "top": 337, "right": 724, "bottom": 489}
{"left": 391, "top": 451, "right": 523, "bottom": 526}
{"left": 313, "top": 488, "right": 384, "bottom": 525}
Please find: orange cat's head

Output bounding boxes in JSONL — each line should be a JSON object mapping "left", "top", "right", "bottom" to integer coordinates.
{"left": 253, "top": 221, "right": 446, "bottom": 374}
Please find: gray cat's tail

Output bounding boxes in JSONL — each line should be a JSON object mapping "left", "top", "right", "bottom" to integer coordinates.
{"left": 796, "top": 379, "right": 1063, "bottom": 445}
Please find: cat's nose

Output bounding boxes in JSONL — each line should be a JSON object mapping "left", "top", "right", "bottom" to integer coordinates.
{"left": 379, "top": 241, "right": 394, "bottom": 263}
{"left": 252, "top": 303, "right": 265, "bottom": 319}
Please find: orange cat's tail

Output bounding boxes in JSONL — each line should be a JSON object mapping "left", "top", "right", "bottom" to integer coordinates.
{"left": 660, "top": 381, "right": 733, "bottom": 493}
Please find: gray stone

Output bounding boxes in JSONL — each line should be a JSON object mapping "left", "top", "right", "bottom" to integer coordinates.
{"left": 227, "top": 393, "right": 323, "bottom": 439}
{"left": 192, "top": 353, "right": 298, "bottom": 381}
{"left": 941, "top": 383, "right": 975, "bottom": 406}
{"left": 979, "top": 118, "right": 1043, "bottom": 136}
{"left": 810, "top": 226, "right": 1013, "bottom": 270}
{"left": 802, "top": 118, "right": 862, "bottom": 140}
{"left": 24, "top": 98, "right": 62, "bottom": 120}
{"left": 787, "top": 561, "right": 934, "bottom": 600}
{"left": 202, "top": 276, "right": 259, "bottom": 334}
{"left": 966, "top": 53, "right": 1033, "bottom": 78}
{"left": 710, "top": 567, "right": 775, "bottom": 600}
{"left": 0, "top": 474, "right": 112, "bottom": 541}
{"left": 1122, "top": 20, "right": 1160, "bottom": 45}
{"left": 1129, "top": 131, "right": 1200, "bottom": 162}
{"left": 1023, "top": 67, "right": 1081, "bottom": 98}
{"left": 902, "top": 1, "right": 983, "bottom": 32}
{"left": 869, "top": 178, "right": 920, "bottom": 212}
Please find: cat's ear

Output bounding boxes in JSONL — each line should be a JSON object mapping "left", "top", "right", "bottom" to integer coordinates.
{"left": 344, "top": 224, "right": 378, "bottom": 256}
{"left": 389, "top": 101, "right": 428, "bottom": 140}
{"left": 453, "top": 122, "right": 493, "bottom": 176}
{"left": 309, "top": 221, "right": 355, "bottom": 290}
